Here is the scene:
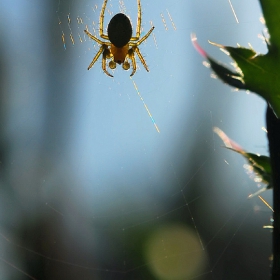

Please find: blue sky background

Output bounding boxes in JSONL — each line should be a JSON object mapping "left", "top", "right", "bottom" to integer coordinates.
{"left": 0, "top": 0, "right": 272, "bottom": 279}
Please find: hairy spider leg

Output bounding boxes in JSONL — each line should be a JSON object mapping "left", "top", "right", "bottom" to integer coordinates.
{"left": 135, "top": 48, "right": 148, "bottom": 71}
{"left": 128, "top": 49, "right": 137, "bottom": 76}
{"left": 128, "top": 47, "right": 146, "bottom": 76}
{"left": 84, "top": 30, "right": 113, "bottom": 75}
{"left": 84, "top": 29, "right": 110, "bottom": 47}
{"left": 99, "top": 0, "right": 109, "bottom": 40}
{"left": 87, "top": 46, "right": 104, "bottom": 70}
{"left": 128, "top": 26, "right": 155, "bottom": 75}
{"left": 102, "top": 48, "right": 114, "bottom": 77}
{"left": 135, "top": 26, "right": 155, "bottom": 46}
{"left": 130, "top": 0, "right": 141, "bottom": 41}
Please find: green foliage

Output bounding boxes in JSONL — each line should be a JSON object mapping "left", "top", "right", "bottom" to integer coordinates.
{"left": 196, "top": 0, "right": 280, "bottom": 117}
{"left": 195, "top": 1, "right": 280, "bottom": 277}
{"left": 213, "top": 127, "right": 272, "bottom": 198}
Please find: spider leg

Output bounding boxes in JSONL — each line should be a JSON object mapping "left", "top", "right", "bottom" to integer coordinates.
{"left": 129, "top": 26, "right": 154, "bottom": 73}
{"left": 134, "top": 47, "right": 149, "bottom": 72}
{"left": 130, "top": 0, "right": 141, "bottom": 41}
{"left": 129, "top": 53, "right": 137, "bottom": 77}
{"left": 84, "top": 30, "right": 105, "bottom": 45}
{"left": 136, "top": 0, "right": 141, "bottom": 38}
{"left": 87, "top": 46, "right": 104, "bottom": 70}
{"left": 135, "top": 26, "right": 155, "bottom": 46}
{"left": 102, "top": 48, "right": 113, "bottom": 77}
{"left": 100, "top": 0, "right": 109, "bottom": 40}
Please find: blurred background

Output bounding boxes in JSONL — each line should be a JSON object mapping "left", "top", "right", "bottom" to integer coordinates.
{"left": 0, "top": 0, "right": 272, "bottom": 279}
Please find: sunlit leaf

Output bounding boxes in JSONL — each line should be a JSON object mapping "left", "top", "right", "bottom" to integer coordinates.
{"left": 213, "top": 127, "right": 272, "bottom": 198}
{"left": 192, "top": 0, "right": 280, "bottom": 118}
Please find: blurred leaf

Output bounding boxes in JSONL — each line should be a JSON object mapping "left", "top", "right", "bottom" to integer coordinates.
{"left": 213, "top": 127, "right": 272, "bottom": 198}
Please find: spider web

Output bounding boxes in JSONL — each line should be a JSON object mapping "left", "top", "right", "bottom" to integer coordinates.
{"left": 0, "top": 0, "right": 272, "bottom": 279}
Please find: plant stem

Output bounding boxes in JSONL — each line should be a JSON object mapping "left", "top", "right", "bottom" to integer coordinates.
{"left": 266, "top": 105, "right": 280, "bottom": 279}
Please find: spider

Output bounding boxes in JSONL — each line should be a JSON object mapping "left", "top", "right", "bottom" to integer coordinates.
{"left": 84, "top": 0, "right": 154, "bottom": 77}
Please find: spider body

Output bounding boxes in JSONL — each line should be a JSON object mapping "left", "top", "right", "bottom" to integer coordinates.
{"left": 84, "top": 0, "right": 154, "bottom": 77}
{"left": 107, "top": 13, "right": 132, "bottom": 48}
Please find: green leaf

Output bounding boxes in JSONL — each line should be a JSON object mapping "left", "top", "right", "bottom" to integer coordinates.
{"left": 213, "top": 127, "right": 272, "bottom": 198}
{"left": 259, "top": 0, "right": 280, "bottom": 51}
{"left": 193, "top": 1, "right": 280, "bottom": 118}
{"left": 223, "top": 45, "right": 280, "bottom": 118}
{"left": 207, "top": 55, "right": 246, "bottom": 89}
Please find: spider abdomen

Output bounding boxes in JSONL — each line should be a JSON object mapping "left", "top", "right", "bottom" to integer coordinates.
{"left": 107, "top": 13, "right": 132, "bottom": 48}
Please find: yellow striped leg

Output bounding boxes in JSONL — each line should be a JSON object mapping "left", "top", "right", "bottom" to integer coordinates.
{"left": 100, "top": 0, "right": 109, "bottom": 40}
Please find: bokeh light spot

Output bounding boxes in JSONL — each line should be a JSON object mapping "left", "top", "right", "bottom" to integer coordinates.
{"left": 144, "top": 224, "right": 208, "bottom": 280}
